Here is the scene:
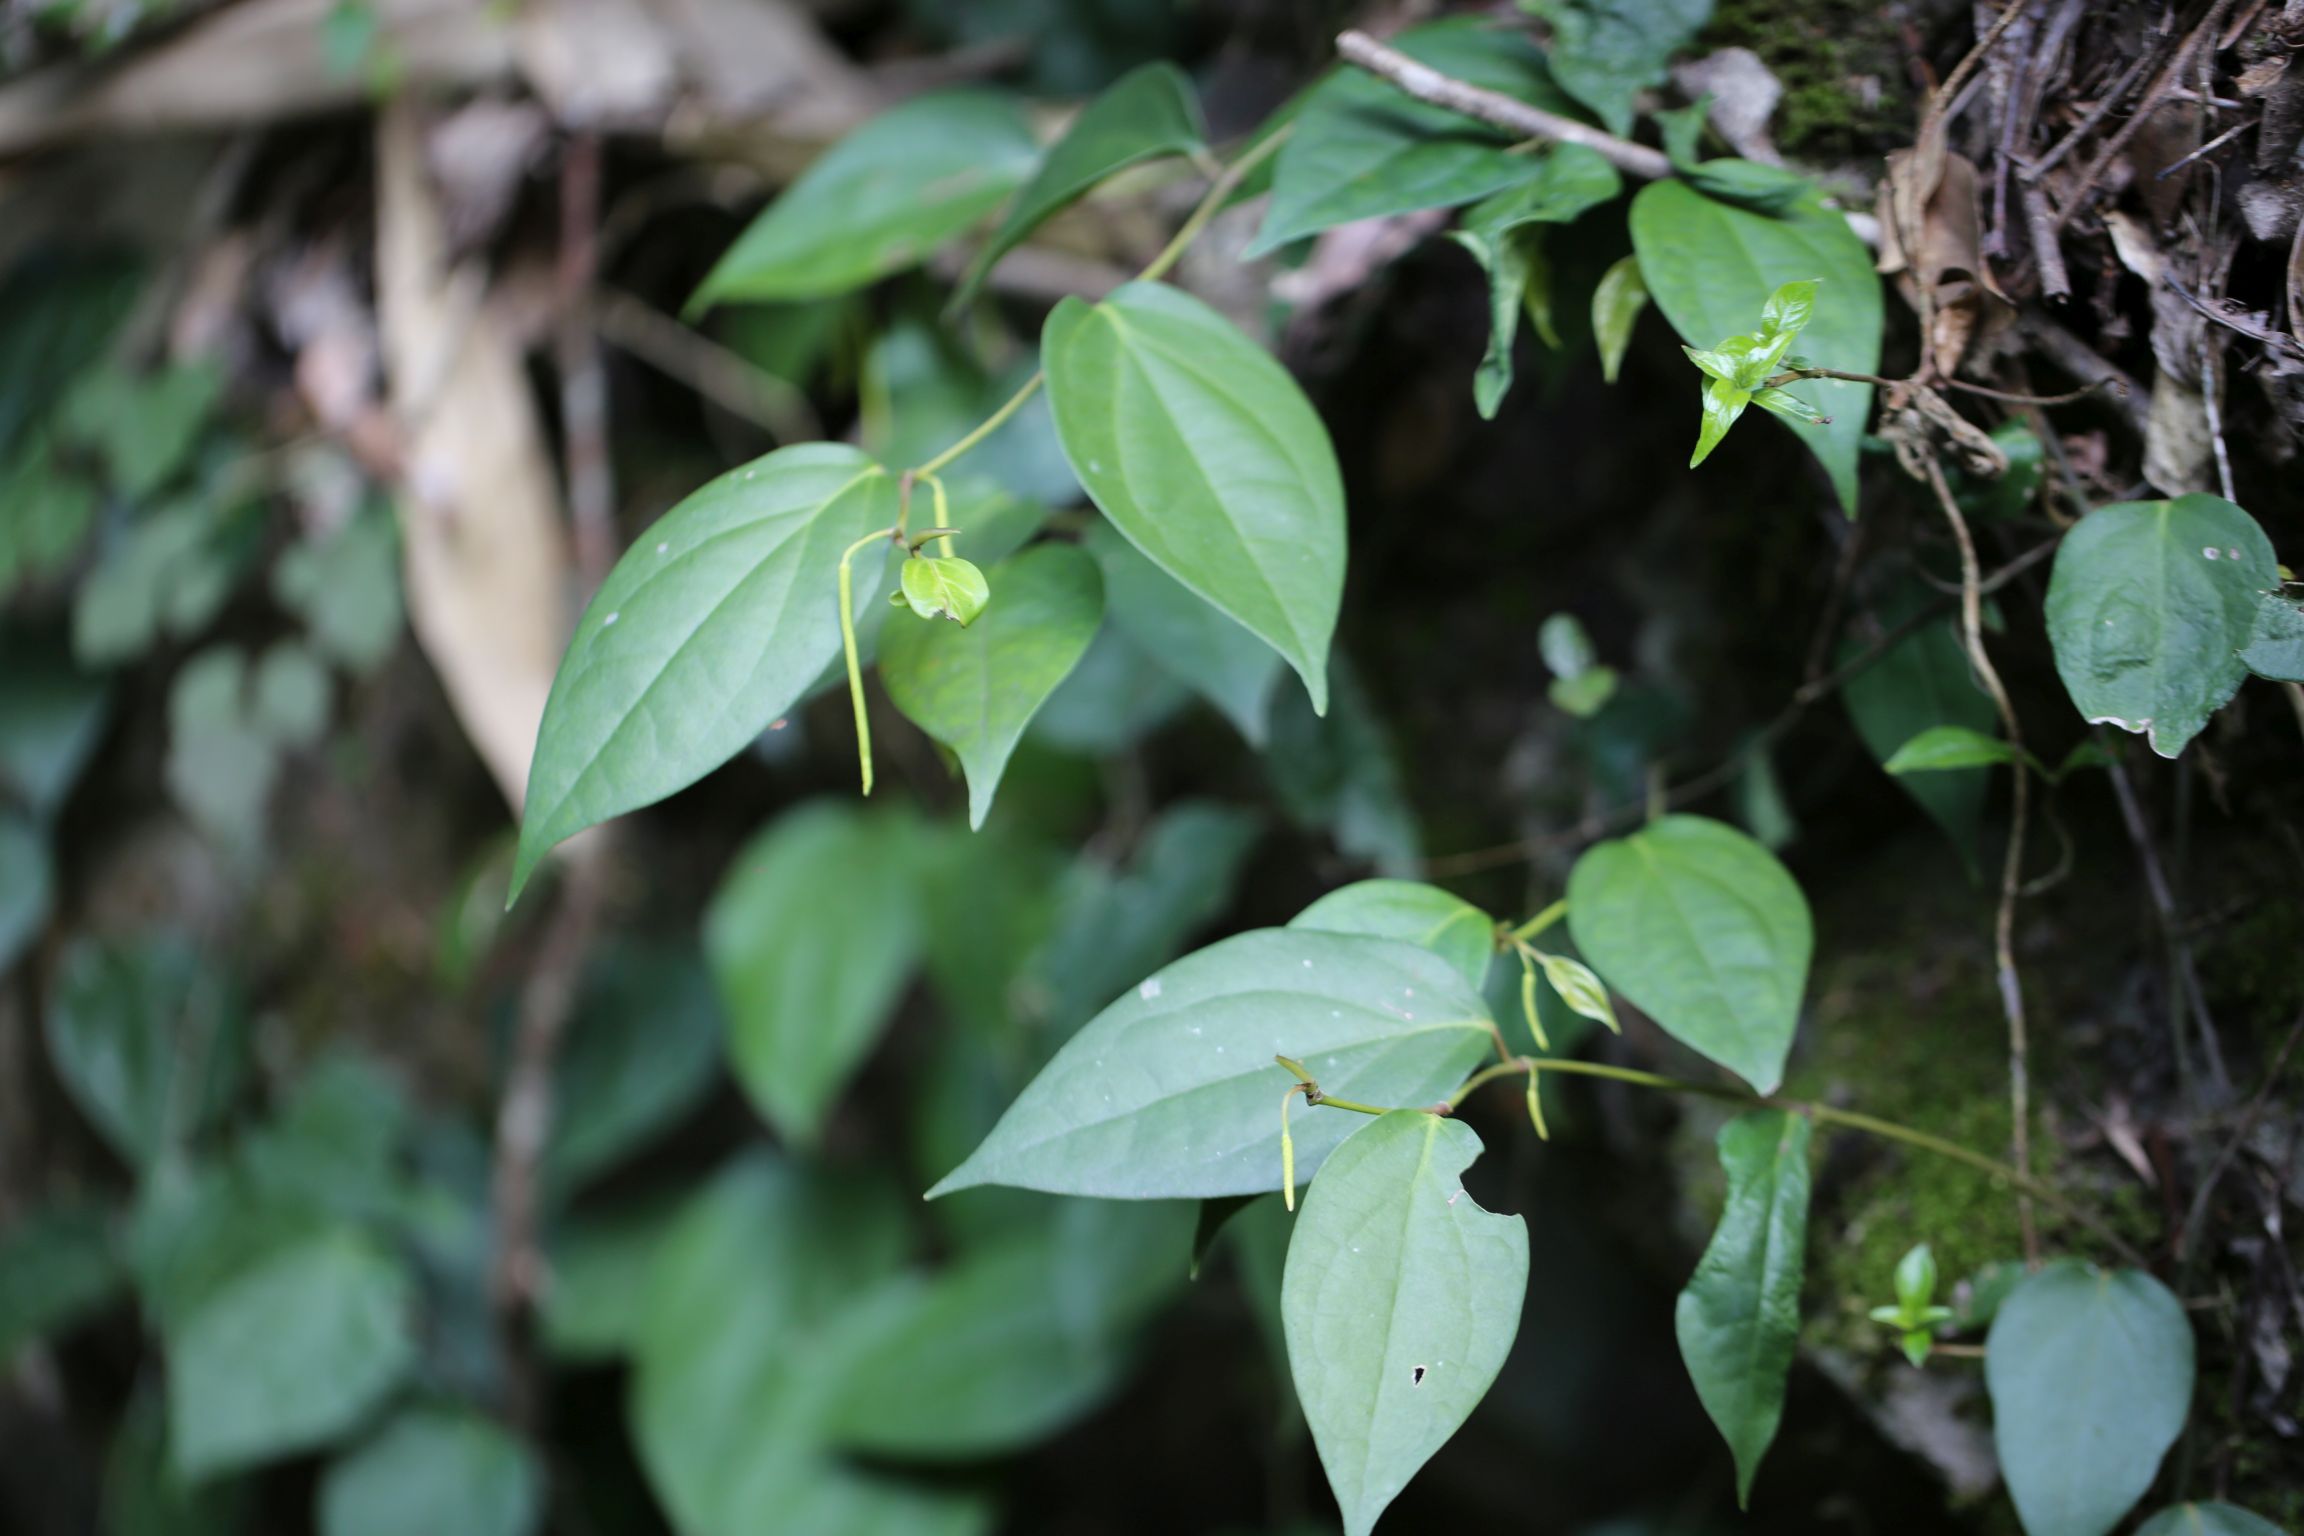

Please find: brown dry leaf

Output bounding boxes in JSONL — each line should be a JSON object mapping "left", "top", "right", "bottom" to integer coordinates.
{"left": 1876, "top": 147, "right": 2008, "bottom": 378}
{"left": 375, "top": 100, "right": 570, "bottom": 816}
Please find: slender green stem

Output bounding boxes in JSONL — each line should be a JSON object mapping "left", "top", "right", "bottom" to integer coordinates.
{"left": 926, "top": 474, "right": 955, "bottom": 557}
{"left": 1309, "top": 1094, "right": 1393, "bottom": 1117}
{"left": 1507, "top": 898, "right": 1567, "bottom": 944}
{"left": 836, "top": 527, "right": 896, "bottom": 794}
{"left": 1135, "top": 122, "right": 1294, "bottom": 285}
{"left": 911, "top": 374, "right": 1043, "bottom": 479}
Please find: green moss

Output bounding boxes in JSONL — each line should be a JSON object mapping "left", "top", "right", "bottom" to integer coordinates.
{"left": 1701, "top": 0, "right": 1908, "bottom": 157}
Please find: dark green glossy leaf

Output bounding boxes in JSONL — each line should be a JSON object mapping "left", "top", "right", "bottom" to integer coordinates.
{"left": 0, "top": 633, "right": 109, "bottom": 818}
{"left": 956, "top": 62, "right": 1206, "bottom": 309}
{"left": 1629, "top": 179, "right": 1880, "bottom": 514}
{"left": 1449, "top": 151, "right": 1619, "bottom": 418}
{"left": 1027, "top": 624, "right": 1191, "bottom": 755}
{"left": 704, "top": 802, "right": 920, "bottom": 1145}
{"left": 1674, "top": 1109, "right": 1810, "bottom": 1506}
{"left": 1082, "top": 519, "right": 1282, "bottom": 744}
{"left": 1283, "top": 1112, "right": 1526, "bottom": 1536}
{"left": 1985, "top": 1262, "right": 2193, "bottom": 1536}
{"left": 44, "top": 935, "right": 247, "bottom": 1168}
{"left": 2240, "top": 590, "right": 2304, "bottom": 682}
{"left": 2135, "top": 1505, "right": 2290, "bottom": 1536}
{"left": 880, "top": 542, "right": 1103, "bottom": 828}
{"left": 1250, "top": 19, "right": 1576, "bottom": 255}
{"left": 1841, "top": 608, "right": 1994, "bottom": 870}
{"left": 1044, "top": 280, "right": 1343, "bottom": 712}
{"left": 1289, "top": 879, "right": 1494, "bottom": 990}
{"left": 692, "top": 92, "right": 1037, "bottom": 308}
{"left": 318, "top": 1407, "right": 541, "bottom": 1536}
{"left": 1525, "top": 0, "right": 1712, "bottom": 135}
{"left": 0, "top": 1198, "right": 120, "bottom": 1364}
{"left": 929, "top": 929, "right": 1493, "bottom": 1200}
{"left": 1566, "top": 814, "right": 1812, "bottom": 1093}
{"left": 0, "top": 812, "right": 49, "bottom": 975}
{"left": 546, "top": 946, "right": 720, "bottom": 1197}
{"left": 2044, "top": 494, "right": 2276, "bottom": 757}
{"left": 1264, "top": 661, "right": 1420, "bottom": 876}
{"left": 543, "top": 1195, "right": 680, "bottom": 1361}
{"left": 1592, "top": 254, "right": 1648, "bottom": 384}
{"left": 513, "top": 444, "right": 899, "bottom": 900}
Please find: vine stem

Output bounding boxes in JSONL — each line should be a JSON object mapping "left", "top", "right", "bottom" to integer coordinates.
{"left": 1506, "top": 898, "right": 1566, "bottom": 945}
{"left": 837, "top": 525, "right": 898, "bottom": 793}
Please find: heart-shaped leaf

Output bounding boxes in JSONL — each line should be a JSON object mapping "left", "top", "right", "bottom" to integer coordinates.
{"left": 1283, "top": 1111, "right": 1526, "bottom": 1536}
{"left": 928, "top": 929, "right": 1492, "bottom": 1200}
{"left": 514, "top": 444, "right": 899, "bottom": 900}
{"left": 880, "top": 542, "right": 1103, "bottom": 828}
{"left": 1566, "top": 814, "right": 1812, "bottom": 1093}
{"left": 44, "top": 934, "right": 247, "bottom": 1169}
{"left": 1675, "top": 1109, "right": 1812, "bottom": 1506}
{"left": 1841, "top": 604, "right": 1995, "bottom": 870}
{"left": 1288, "top": 879, "right": 1494, "bottom": 991}
{"left": 2045, "top": 495, "right": 2278, "bottom": 757}
{"left": 1986, "top": 1262, "right": 2194, "bottom": 1536}
{"left": 1044, "top": 281, "right": 1344, "bottom": 713}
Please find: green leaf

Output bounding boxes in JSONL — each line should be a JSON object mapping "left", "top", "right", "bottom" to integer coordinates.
{"left": 1082, "top": 519, "right": 1282, "bottom": 745}
{"left": 691, "top": 91, "right": 1038, "bottom": 308}
{"left": 546, "top": 946, "right": 720, "bottom": 1197}
{"left": 1289, "top": 879, "right": 1494, "bottom": 990}
{"left": 896, "top": 552, "right": 991, "bottom": 626}
{"left": 956, "top": 62, "right": 1206, "bottom": 309}
{"left": 167, "top": 1229, "right": 418, "bottom": 1480}
{"left": 1549, "top": 667, "right": 1619, "bottom": 717}
{"left": 1566, "top": 814, "right": 1812, "bottom": 1093}
{"left": 1630, "top": 179, "right": 1881, "bottom": 514}
{"left": 1283, "top": 1111, "right": 1527, "bottom": 1536}
{"left": 1591, "top": 255, "right": 1649, "bottom": 384}
{"left": 1750, "top": 386, "right": 1825, "bottom": 425}
{"left": 2043, "top": 494, "right": 2277, "bottom": 757}
{"left": 1883, "top": 724, "right": 2028, "bottom": 775}
{"left": 1674, "top": 1109, "right": 1811, "bottom": 1507}
{"left": 0, "top": 812, "right": 51, "bottom": 975}
{"left": 1044, "top": 280, "right": 1343, "bottom": 712}
{"left": 1027, "top": 624, "right": 1191, "bottom": 754}
{"left": 318, "top": 1407, "right": 541, "bottom": 1536}
{"left": 880, "top": 542, "right": 1103, "bottom": 828}
{"left": 1759, "top": 278, "right": 1818, "bottom": 336}
{"left": 704, "top": 802, "right": 920, "bottom": 1145}
{"left": 543, "top": 1195, "right": 680, "bottom": 1361}
{"left": 103, "top": 1387, "right": 249, "bottom": 1536}
{"left": 74, "top": 500, "right": 243, "bottom": 667}
{"left": 1893, "top": 1243, "right": 1939, "bottom": 1313}
{"left": 2240, "top": 590, "right": 2304, "bottom": 682}
{"left": 1532, "top": 950, "right": 1617, "bottom": 1033}
{"left": 2136, "top": 1504, "right": 2291, "bottom": 1536}
{"left": 1524, "top": 0, "right": 1713, "bottom": 135}
{"left": 513, "top": 444, "right": 899, "bottom": 900}
{"left": 929, "top": 930, "right": 1493, "bottom": 1200}
{"left": 0, "top": 1198, "right": 121, "bottom": 1364}
{"left": 44, "top": 935, "right": 247, "bottom": 1168}
{"left": 1539, "top": 611, "right": 1600, "bottom": 678}
{"left": 1264, "top": 661, "right": 1421, "bottom": 875}
{"left": 1841, "top": 608, "right": 1994, "bottom": 869}
{"left": 1985, "top": 1262, "right": 2194, "bottom": 1536}
{"left": 1447, "top": 152, "right": 1617, "bottom": 418}
{"left": 59, "top": 362, "right": 220, "bottom": 501}
{"left": 1690, "top": 375, "right": 1752, "bottom": 467}
{"left": 273, "top": 503, "right": 403, "bottom": 674}
{"left": 0, "top": 633, "right": 109, "bottom": 819}
{"left": 1250, "top": 19, "right": 1576, "bottom": 255}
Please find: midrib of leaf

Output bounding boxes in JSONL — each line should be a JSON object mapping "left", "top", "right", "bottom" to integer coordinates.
{"left": 1420, "top": 906, "right": 1486, "bottom": 950}
{"left": 1630, "top": 838, "right": 1778, "bottom": 1042}
{"left": 1341, "top": 1115, "right": 1443, "bottom": 1513}
{"left": 1728, "top": 1119, "right": 1799, "bottom": 1440}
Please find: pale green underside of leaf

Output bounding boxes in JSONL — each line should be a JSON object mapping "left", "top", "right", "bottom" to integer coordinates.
{"left": 1628, "top": 179, "right": 1881, "bottom": 516}
{"left": 2135, "top": 1504, "right": 2290, "bottom": 1536}
{"left": 879, "top": 541, "right": 1104, "bottom": 828}
{"left": 1283, "top": 1111, "right": 1526, "bottom": 1536}
{"left": 1674, "top": 1109, "right": 1811, "bottom": 1507}
{"left": 1986, "top": 1261, "right": 2195, "bottom": 1536}
{"left": 1288, "top": 879, "right": 1494, "bottom": 990}
{"left": 956, "top": 62, "right": 1206, "bottom": 311}
{"left": 1082, "top": 520, "right": 1282, "bottom": 744}
{"left": 692, "top": 91, "right": 1038, "bottom": 308}
{"left": 1044, "top": 281, "right": 1343, "bottom": 714}
{"left": 1566, "top": 814, "right": 1812, "bottom": 1094}
{"left": 512, "top": 444, "right": 899, "bottom": 902}
{"left": 2044, "top": 495, "right": 2278, "bottom": 758}
{"left": 2240, "top": 590, "right": 2304, "bottom": 682}
{"left": 927, "top": 929, "right": 1491, "bottom": 1200}
{"left": 1249, "top": 19, "right": 1578, "bottom": 255}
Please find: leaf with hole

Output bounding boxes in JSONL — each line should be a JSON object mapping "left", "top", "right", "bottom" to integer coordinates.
{"left": 1986, "top": 1261, "right": 2194, "bottom": 1536}
{"left": 1675, "top": 1109, "right": 1811, "bottom": 1507}
{"left": 1044, "top": 281, "right": 1342, "bottom": 713}
{"left": 880, "top": 542, "right": 1102, "bottom": 828}
{"left": 1289, "top": 879, "right": 1494, "bottom": 991}
{"left": 929, "top": 929, "right": 1493, "bottom": 1200}
{"left": 692, "top": 92, "right": 1038, "bottom": 308}
{"left": 1566, "top": 814, "right": 1812, "bottom": 1093}
{"left": 513, "top": 444, "right": 899, "bottom": 901}
{"left": 2044, "top": 494, "right": 2276, "bottom": 758}
{"left": 1283, "top": 1111, "right": 1526, "bottom": 1536}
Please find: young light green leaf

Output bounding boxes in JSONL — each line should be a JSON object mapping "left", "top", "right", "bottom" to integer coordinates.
{"left": 928, "top": 930, "right": 1493, "bottom": 1200}
{"left": 1082, "top": 519, "right": 1282, "bottom": 744}
{"left": 1893, "top": 1243, "right": 1939, "bottom": 1312}
{"left": 1289, "top": 879, "right": 1495, "bottom": 990}
{"left": 691, "top": 92, "right": 1037, "bottom": 309}
{"left": 1284, "top": 1111, "right": 1527, "bottom": 1536}
{"left": 1675, "top": 1109, "right": 1810, "bottom": 1507}
{"left": 1841, "top": 607, "right": 1995, "bottom": 870}
{"left": 318, "top": 1407, "right": 541, "bottom": 1536}
{"left": 1592, "top": 255, "right": 1648, "bottom": 384}
{"left": 2135, "top": 1504, "right": 2290, "bottom": 1536}
{"left": 1566, "top": 814, "right": 1812, "bottom": 1093}
{"left": 2043, "top": 494, "right": 2277, "bottom": 758}
{"left": 168, "top": 1230, "right": 417, "bottom": 1480}
{"left": 1531, "top": 951, "right": 1616, "bottom": 1032}
{"left": 1043, "top": 281, "right": 1342, "bottom": 712}
{"left": 2239, "top": 588, "right": 2304, "bottom": 682}
{"left": 1691, "top": 376, "right": 1752, "bottom": 467}
{"left": 1759, "top": 278, "right": 1818, "bottom": 336}
{"left": 1750, "top": 386, "right": 1826, "bottom": 425}
{"left": 1630, "top": 180, "right": 1880, "bottom": 514}
{"left": 1986, "top": 1262, "right": 2194, "bottom": 1536}
{"left": 1523, "top": 0, "right": 1713, "bottom": 136}
{"left": 513, "top": 444, "right": 898, "bottom": 902}
{"left": 896, "top": 552, "right": 991, "bottom": 626}
{"left": 1883, "top": 724, "right": 2029, "bottom": 776}
{"left": 704, "top": 802, "right": 921, "bottom": 1145}
{"left": 955, "top": 62, "right": 1206, "bottom": 310}
{"left": 1250, "top": 19, "right": 1576, "bottom": 255}
{"left": 880, "top": 542, "right": 1103, "bottom": 829}
{"left": 44, "top": 935, "right": 247, "bottom": 1169}
{"left": 1549, "top": 667, "right": 1619, "bottom": 717}
{"left": 1539, "top": 612, "right": 1599, "bottom": 679}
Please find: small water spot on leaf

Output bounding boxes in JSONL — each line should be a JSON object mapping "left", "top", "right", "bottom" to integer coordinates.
{"left": 656, "top": 541, "right": 669, "bottom": 554}
{"left": 2203, "top": 547, "right": 2220, "bottom": 560}
{"left": 603, "top": 612, "right": 619, "bottom": 626}
{"left": 1139, "top": 977, "right": 1162, "bottom": 1000}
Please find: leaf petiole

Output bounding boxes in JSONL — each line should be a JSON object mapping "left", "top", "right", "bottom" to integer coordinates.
{"left": 837, "top": 526, "right": 899, "bottom": 794}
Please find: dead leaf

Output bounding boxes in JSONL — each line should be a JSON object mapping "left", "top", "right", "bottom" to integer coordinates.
{"left": 1877, "top": 148, "right": 2008, "bottom": 377}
